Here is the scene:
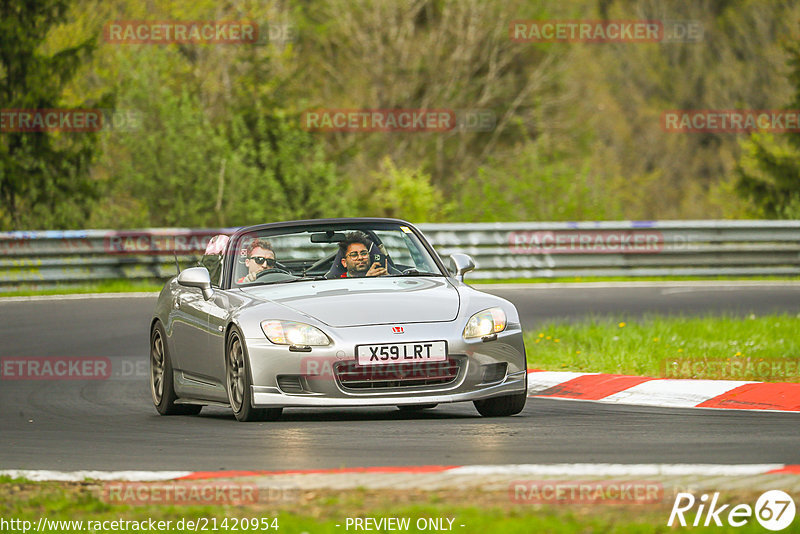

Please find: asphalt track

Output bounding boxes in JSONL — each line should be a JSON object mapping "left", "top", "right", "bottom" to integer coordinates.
{"left": 1, "top": 283, "right": 799, "bottom": 471}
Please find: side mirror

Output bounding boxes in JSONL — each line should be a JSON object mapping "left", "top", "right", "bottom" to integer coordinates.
{"left": 448, "top": 253, "right": 475, "bottom": 282}
{"left": 177, "top": 267, "right": 214, "bottom": 300}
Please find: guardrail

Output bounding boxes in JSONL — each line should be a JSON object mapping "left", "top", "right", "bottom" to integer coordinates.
{"left": 0, "top": 221, "right": 798, "bottom": 290}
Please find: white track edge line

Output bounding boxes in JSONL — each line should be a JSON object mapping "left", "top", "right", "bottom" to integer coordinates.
{"left": 0, "top": 470, "right": 192, "bottom": 481}
{"left": 3, "top": 464, "right": 794, "bottom": 482}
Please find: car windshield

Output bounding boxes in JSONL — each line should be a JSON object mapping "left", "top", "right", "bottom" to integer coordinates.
{"left": 231, "top": 222, "right": 444, "bottom": 287}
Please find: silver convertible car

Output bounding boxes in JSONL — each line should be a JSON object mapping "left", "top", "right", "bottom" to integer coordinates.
{"left": 150, "top": 218, "right": 528, "bottom": 421}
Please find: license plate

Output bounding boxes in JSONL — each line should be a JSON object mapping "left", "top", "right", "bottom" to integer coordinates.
{"left": 356, "top": 341, "right": 447, "bottom": 366}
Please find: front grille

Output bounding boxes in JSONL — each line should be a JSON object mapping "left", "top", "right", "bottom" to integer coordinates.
{"left": 335, "top": 358, "right": 462, "bottom": 390}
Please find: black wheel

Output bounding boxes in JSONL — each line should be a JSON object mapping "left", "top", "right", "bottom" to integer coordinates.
{"left": 397, "top": 404, "right": 438, "bottom": 411}
{"left": 473, "top": 374, "right": 528, "bottom": 417}
{"left": 226, "top": 327, "right": 282, "bottom": 422}
{"left": 150, "top": 322, "right": 202, "bottom": 416}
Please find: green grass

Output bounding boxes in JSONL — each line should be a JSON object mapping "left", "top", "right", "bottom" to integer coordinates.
{"left": 474, "top": 275, "right": 800, "bottom": 284}
{"left": 0, "top": 279, "right": 163, "bottom": 297}
{"left": 2, "top": 275, "right": 798, "bottom": 298}
{"left": 525, "top": 314, "right": 800, "bottom": 381}
{"left": 0, "top": 479, "right": 778, "bottom": 533}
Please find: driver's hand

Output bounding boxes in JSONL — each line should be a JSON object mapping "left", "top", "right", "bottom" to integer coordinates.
{"left": 243, "top": 271, "right": 259, "bottom": 282}
{"left": 366, "top": 259, "right": 388, "bottom": 277}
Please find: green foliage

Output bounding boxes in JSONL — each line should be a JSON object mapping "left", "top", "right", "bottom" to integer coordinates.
{"left": 92, "top": 74, "right": 222, "bottom": 227}
{"left": 736, "top": 133, "right": 800, "bottom": 218}
{"left": 4, "top": 0, "right": 800, "bottom": 229}
{"left": 451, "top": 139, "right": 624, "bottom": 222}
{"left": 735, "top": 40, "right": 800, "bottom": 218}
{"left": 0, "top": 0, "right": 111, "bottom": 230}
{"left": 222, "top": 111, "right": 347, "bottom": 226}
{"left": 90, "top": 50, "right": 345, "bottom": 228}
{"left": 355, "top": 156, "right": 451, "bottom": 222}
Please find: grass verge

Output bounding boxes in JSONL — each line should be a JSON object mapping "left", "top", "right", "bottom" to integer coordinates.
{"left": 525, "top": 314, "right": 800, "bottom": 381}
{"left": 0, "top": 279, "right": 163, "bottom": 297}
{"left": 2, "top": 275, "right": 799, "bottom": 298}
{"left": 474, "top": 275, "right": 800, "bottom": 284}
{"left": 0, "top": 479, "right": 777, "bottom": 533}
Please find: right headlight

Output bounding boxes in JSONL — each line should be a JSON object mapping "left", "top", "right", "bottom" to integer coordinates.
{"left": 261, "top": 320, "right": 331, "bottom": 346}
{"left": 463, "top": 307, "right": 507, "bottom": 339}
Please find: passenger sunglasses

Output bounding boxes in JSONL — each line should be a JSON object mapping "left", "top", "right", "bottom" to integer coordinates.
{"left": 248, "top": 256, "right": 276, "bottom": 267}
{"left": 346, "top": 250, "right": 370, "bottom": 259}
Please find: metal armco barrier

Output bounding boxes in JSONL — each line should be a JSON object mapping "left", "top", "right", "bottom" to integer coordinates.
{"left": 0, "top": 221, "right": 798, "bottom": 290}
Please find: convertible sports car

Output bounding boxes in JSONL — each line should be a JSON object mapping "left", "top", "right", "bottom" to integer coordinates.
{"left": 150, "top": 218, "right": 528, "bottom": 421}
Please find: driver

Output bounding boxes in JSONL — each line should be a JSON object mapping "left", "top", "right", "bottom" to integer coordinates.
{"left": 238, "top": 238, "right": 276, "bottom": 283}
{"left": 338, "top": 231, "right": 388, "bottom": 278}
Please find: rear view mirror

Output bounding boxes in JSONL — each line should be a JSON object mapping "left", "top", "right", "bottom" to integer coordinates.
{"left": 311, "top": 231, "right": 347, "bottom": 243}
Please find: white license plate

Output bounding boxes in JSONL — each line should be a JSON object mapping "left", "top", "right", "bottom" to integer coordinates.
{"left": 356, "top": 341, "right": 447, "bottom": 366}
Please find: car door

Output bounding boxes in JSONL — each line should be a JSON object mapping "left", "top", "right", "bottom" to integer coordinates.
{"left": 171, "top": 285, "right": 238, "bottom": 401}
{"left": 169, "top": 284, "right": 210, "bottom": 376}
{"left": 204, "top": 291, "right": 233, "bottom": 401}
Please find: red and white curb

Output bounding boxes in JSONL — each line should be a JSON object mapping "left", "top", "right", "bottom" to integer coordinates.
{"left": 527, "top": 370, "right": 800, "bottom": 412}
{"left": 3, "top": 464, "right": 800, "bottom": 480}
{"left": 3, "top": 464, "right": 800, "bottom": 493}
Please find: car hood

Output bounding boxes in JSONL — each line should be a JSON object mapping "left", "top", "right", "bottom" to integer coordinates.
{"left": 240, "top": 277, "right": 460, "bottom": 327}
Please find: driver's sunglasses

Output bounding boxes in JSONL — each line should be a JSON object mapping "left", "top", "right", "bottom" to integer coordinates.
{"left": 347, "top": 250, "right": 370, "bottom": 259}
{"left": 248, "top": 256, "right": 276, "bottom": 267}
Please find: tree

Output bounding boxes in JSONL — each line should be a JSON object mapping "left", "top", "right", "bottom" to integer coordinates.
{"left": 90, "top": 46, "right": 347, "bottom": 229}
{"left": 736, "top": 40, "right": 800, "bottom": 218}
{"left": 294, "top": 0, "right": 562, "bottom": 194}
{"left": 356, "top": 156, "right": 451, "bottom": 222}
{"left": 0, "top": 0, "right": 111, "bottom": 229}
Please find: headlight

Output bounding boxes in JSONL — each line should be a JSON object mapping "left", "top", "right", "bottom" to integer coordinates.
{"left": 463, "top": 307, "right": 507, "bottom": 339}
{"left": 261, "top": 320, "right": 331, "bottom": 346}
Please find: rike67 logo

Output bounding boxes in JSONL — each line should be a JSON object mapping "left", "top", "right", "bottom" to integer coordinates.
{"left": 668, "top": 491, "right": 796, "bottom": 530}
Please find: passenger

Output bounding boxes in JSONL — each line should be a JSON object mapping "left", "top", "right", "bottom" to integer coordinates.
{"left": 238, "top": 238, "right": 276, "bottom": 283}
{"left": 338, "top": 231, "right": 388, "bottom": 278}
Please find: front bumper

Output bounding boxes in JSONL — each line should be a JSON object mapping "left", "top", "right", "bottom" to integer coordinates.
{"left": 244, "top": 321, "right": 527, "bottom": 408}
{"left": 251, "top": 371, "right": 527, "bottom": 407}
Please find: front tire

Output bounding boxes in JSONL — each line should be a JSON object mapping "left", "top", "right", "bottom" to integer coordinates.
{"left": 226, "top": 327, "right": 282, "bottom": 422}
{"left": 473, "top": 374, "right": 528, "bottom": 417}
{"left": 473, "top": 391, "right": 527, "bottom": 417}
{"left": 150, "top": 322, "right": 202, "bottom": 416}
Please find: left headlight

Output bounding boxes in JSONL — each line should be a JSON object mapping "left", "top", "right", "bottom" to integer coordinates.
{"left": 463, "top": 307, "right": 507, "bottom": 339}
{"left": 261, "top": 320, "right": 331, "bottom": 346}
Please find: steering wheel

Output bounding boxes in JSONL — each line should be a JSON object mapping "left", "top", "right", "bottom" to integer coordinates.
{"left": 255, "top": 267, "right": 291, "bottom": 278}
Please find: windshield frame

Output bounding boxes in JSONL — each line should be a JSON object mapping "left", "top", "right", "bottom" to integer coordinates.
{"left": 221, "top": 218, "right": 449, "bottom": 289}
